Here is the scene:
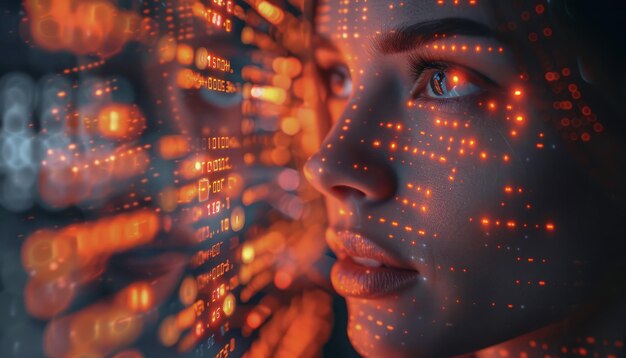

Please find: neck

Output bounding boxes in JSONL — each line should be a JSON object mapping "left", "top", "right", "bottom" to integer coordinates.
{"left": 473, "top": 297, "right": 626, "bottom": 358}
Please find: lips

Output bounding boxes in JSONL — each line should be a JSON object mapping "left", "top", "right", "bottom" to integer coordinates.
{"left": 327, "top": 229, "right": 419, "bottom": 298}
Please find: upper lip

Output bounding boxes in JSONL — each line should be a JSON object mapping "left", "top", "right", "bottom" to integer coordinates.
{"left": 327, "top": 229, "right": 418, "bottom": 272}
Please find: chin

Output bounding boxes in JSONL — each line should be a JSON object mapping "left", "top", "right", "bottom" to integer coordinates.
{"left": 342, "top": 293, "right": 530, "bottom": 358}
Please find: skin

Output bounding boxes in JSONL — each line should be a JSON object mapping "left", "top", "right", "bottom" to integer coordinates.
{"left": 305, "top": 0, "right": 626, "bottom": 356}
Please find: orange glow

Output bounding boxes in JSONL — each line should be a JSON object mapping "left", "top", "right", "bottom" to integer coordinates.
{"left": 158, "top": 316, "right": 181, "bottom": 347}
{"left": 121, "top": 282, "right": 154, "bottom": 312}
{"left": 159, "top": 135, "right": 190, "bottom": 160}
{"left": 246, "top": 312, "right": 262, "bottom": 329}
{"left": 250, "top": 85, "right": 288, "bottom": 105}
{"left": 274, "top": 270, "right": 293, "bottom": 289}
{"left": 98, "top": 104, "right": 146, "bottom": 141}
{"left": 241, "top": 244, "right": 255, "bottom": 264}
{"left": 24, "top": 0, "right": 145, "bottom": 58}
{"left": 223, "top": 293, "right": 236, "bottom": 316}
{"left": 176, "top": 44, "right": 194, "bottom": 66}
{"left": 179, "top": 276, "right": 198, "bottom": 306}
{"left": 257, "top": 1, "right": 285, "bottom": 25}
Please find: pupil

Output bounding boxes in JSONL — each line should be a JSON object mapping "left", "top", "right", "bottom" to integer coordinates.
{"left": 430, "top": 71, "right": 446, "bottom": 96}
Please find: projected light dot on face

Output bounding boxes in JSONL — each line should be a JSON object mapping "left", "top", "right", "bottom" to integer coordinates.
{"left": 306, "top": 0, "right": 626, "bottom": 357}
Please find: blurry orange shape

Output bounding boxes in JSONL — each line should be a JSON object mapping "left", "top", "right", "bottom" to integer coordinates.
{"left": 118, "top": 282, "right": 154, "bottom": 312}
{"left": 178, "top": 182, "right": 199, "bottom": 204}
{"left": 103, "top": 307, "right": 143, "bottom": 348}
{"left": 240, "top": 244, "right": 255, "bottom": 264}
{"left": 272, "top": 74, "right": 292, "bottom": 89}
{"left": 271, "top": 147, "right": 291, "bottom": 165}
{"left": 112, "top": 349, "right": 144, "bottom": 358}
{"left": 250, "top": 85, "right": 287, "bottom": 105}
{"left": 69, "top": 309, "right": 107, "bottom": 349}
{"left": 176, "top": 68, "right": 196, "bottom": 89}
{"left": 159, "top": 186, "right": 179, "bottom": 212}
{"left": 111, "top": 147, "right": 150, "bottom": 179}
{"left": 241, "top": 26, "right": 255, "bottom": 44}
{"left": 72, "top": 1, "right": 117, "bottom": 55}
{"left": 230, "top": 206, "right": 245, "bottom": 232}
{"left": 177, "top": 330, "right": 200, "bottom": 353}
{"left": 246, "top": 311, "right": 262, "bottom": 329}
{"left": 158, "top": 315, "right": 181, "bottom": 347}
{"left": 274, "top": 270, "right": 292, "bottom": 290}
{"left": 239, "top": 265, "right": 251, "bottom": 285}
{"left": 175, "top": 303, "right": 199, "bottom": 330}
{"left": 21, "top": 229, "right": 76, "bottom": 280}
{"left": 280, "top": 116, "right": 300, "bottom": 135}
{"left": 66, "top": 350, "right": 104, "bottom": 358}
{"left": 225, "top": 174, "right": 244, "bottom": 197}
{"left": 257, "top": 1, "right": 285, "bottom": 25}
{"left": 194, "top": 321, "right": 204, "bottom": 337}
{"left": 176, "top": 43, "right": 194, "bottom": 66}
{"left": 272, "top": 57, "right": 302, "bottom": 78}
{"left": 158, "top": 135, "right": 190, "bottom": 160}
{"left": 156, "top": 35, "right": 177, "bottom": 62}
{"left": 24, "top": 277, "right": 76, "bottom": 319}
{"left": 25, "top": 0, "right": 142, "bottom": 58}
{"left": 195, "top": 47, "right": 208, "bottom": 69}
{"left": 97, "top": 104, "right": 146, "bottom": 141}
{"left": 223, "top": 293, "right": 236, "bottom": 317}
{"left": 179, "top": 276, "right": 198, "bottom": 306}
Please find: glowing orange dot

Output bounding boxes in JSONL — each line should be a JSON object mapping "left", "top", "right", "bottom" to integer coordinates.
{"left": 247, "top": 312, "right": 262, "bottom": 329}
{"left": 514, "top": 90, "right": 522, "bottom": 96}
{"left": 274, "top": 270, "right": 292, "bottom": 289}
{"left": 546, "top": 223, "right": 555, "bottom": 231}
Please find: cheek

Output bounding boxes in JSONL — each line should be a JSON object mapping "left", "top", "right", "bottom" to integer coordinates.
{"left": 389, "top": 103, "right": 601, "bottom": 298}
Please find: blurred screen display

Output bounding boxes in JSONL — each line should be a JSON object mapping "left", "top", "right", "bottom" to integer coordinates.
{"left": 0, "top": 1, "right": 333, "bottom": 357}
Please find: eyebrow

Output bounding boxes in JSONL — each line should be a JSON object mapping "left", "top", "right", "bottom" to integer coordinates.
{"left": 374, "top": 18, "right": 493, "bottom": 54}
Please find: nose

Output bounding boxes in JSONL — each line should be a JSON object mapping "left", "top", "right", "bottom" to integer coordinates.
{"left": 304, "top": 72, "right": 401, "bottom": 204}
{"left": 304, "top": 146, "right": 396, "bottom": 203}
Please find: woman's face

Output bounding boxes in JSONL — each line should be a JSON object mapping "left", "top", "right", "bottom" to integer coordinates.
{"left": 306, "top": 0, "right": 618, "bottom": 356}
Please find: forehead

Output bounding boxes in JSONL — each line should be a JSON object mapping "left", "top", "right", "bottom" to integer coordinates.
{"left": 316, "top": 0, "right": 494, "bottom": 55}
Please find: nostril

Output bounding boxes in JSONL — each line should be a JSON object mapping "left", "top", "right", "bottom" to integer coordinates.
{"left": 330, "top": 185, "right": 367, "bottom": 201}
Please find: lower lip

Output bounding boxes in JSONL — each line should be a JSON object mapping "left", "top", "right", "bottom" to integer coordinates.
{"left": 331, "top": 259, "right": 419, "bottom": 298}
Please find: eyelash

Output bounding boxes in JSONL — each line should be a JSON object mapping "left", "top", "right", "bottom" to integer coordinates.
{"left": 407, "top": 52, "right": 494, "bottom": 112}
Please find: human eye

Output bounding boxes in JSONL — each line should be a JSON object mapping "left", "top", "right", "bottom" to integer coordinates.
{"left": 320, "top": 63, "right": 353, "bottom": 100}
{"left": 408, "top": 53, "right": 496, "bottom": 111}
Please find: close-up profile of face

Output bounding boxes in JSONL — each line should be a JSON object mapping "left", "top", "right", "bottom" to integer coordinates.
{"left": 1, "top": 0, "right": 625, "bottom": 357}
{"left": 306, "top": 0, "right": 626, "bottom": 356}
